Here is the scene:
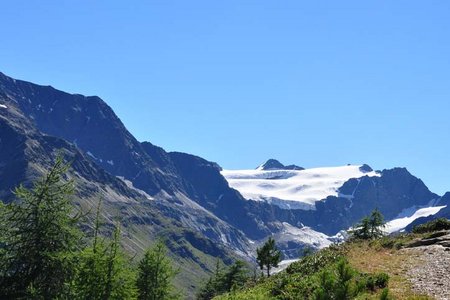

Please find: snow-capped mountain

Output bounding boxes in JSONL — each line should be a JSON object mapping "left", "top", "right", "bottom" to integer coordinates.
{"left": 222, "top": 163, "right": 380, "bottom": 210}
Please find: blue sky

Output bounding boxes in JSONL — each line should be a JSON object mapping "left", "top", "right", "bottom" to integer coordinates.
{"left": 1, "top": 1, "right": 450, "bottom": 194}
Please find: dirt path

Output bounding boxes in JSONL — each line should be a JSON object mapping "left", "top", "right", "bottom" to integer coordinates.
{"left": 402, "top": 233, "right": 450, "bottom": 300}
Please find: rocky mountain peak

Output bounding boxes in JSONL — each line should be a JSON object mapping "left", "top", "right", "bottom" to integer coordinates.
{"left": 257, "top": 159, "right": 304, "bottom": 171}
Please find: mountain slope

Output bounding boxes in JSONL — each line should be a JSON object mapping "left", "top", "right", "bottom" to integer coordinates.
{"left": 0, "top": 74, "right": 252, "bottom": 297}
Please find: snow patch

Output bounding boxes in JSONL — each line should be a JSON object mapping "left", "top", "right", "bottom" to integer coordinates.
{"left": 385, "top": 205, "right": 446, "bottom": 233}
{"left": 279, "top": 222, "right": 333, "bottom": 248}
{"left": 86, "top": 151, "right": 103, "bottom": 163}
{"left": 86, "top": 151, "right": 97, "bottom": 159}
{"left": 221, "top": 165, "right": 380, "bottom": 210}
{"left": 0, "top": 104, "right": 7, "bottom": 109}
{"left": 116, "top": 176, "right": 154, "bottom": 200}
{"left": 272, "top": 259, "right": 299, "bottom": 274}
{"left": 107, "top": 160, "right": 114, "bottom": 166}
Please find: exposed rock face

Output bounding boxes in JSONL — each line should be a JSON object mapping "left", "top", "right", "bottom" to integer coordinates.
{"left": 258, "top": 159, "right": 304, "bottom": 171}
{"left": 0, "top": 72, "right": 185, "bottom": 196}
{"left": 405, "top": 231, "right": 450, "bottom": 248}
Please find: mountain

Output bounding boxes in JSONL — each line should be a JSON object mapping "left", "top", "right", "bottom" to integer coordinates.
{"left": 0, "top": 72, "right": 448, "bottom": 297}
{"left": 256, "top": 159, "right": 304, "bottom": 171}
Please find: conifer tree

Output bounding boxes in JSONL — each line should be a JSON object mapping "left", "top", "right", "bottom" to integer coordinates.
{"left": 73, "top": 201, "right": 136, "bottom": 300}
{"left": 136, "top": 240, "right": 179, "bottom": 300}
{"left": 196, "top": 260, "right": 249, "bottom": 300}
{"left": 351, "top": 208, "right": 386, "bottom": 240}
{"left": 221, "top": 260, "right": 248, "bottom": 292}
{"left": 0, "top": 155, "right": 81, "bottom": 298}
{"left": 352, "top": 216, "right": 371, "bottom": 240}
{"left": 256, "top": 237, "right": 282, "bottom": 277}
{"left": 368, "top": 208, "right": 385, "bottom": 238}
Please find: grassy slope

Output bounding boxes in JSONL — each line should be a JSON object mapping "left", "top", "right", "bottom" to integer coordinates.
{"left": 214, "top": 233, "right": 436, "bottom": 300}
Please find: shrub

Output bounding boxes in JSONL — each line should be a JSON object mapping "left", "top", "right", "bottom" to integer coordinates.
{"left": 379, "top": 288, "right": 390, "bottom": 300}
{"left": 374, "top": 273, "right": 389, "bottom": 289}
{"left": 412, "top": 218, "right": 450, "bottom": 234}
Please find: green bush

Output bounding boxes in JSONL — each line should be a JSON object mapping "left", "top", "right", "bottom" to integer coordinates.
{"left": 374, "top": 273, "right": 389, "bottom": 289}
{"left": 412, "top": 218, "right": 450, "bottom": 234}
{"left": 379, "top": 288, "right": 390, "bottom": 300}
{"left": 215, "top": 244, "right": 390, "bottom": 300}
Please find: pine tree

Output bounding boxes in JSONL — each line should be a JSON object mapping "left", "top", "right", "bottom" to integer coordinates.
{"left": 136, "top": 240, "right": 179, "bottom": 300}
{"left": 334, "top": 259, "right": 354, "bottom": 299}
{"left": 0, "top": 155, "right": 81, "bottom": 298}
{"left": 256, "top": 237, "right": 282, "bottom": 277}
{"left": 314, "top": 259, "right": 355, "bottom": 300}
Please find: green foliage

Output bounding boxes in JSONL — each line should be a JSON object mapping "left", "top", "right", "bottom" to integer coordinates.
{"left": 1, "top": 156, "right": 181, "bottom": 299}
{"left": 72, "top": 223, "right": 137, "bottom": 299}
{"left": 256, "top": 237, "right": 282, "bottom": 277}
{"left": 412, "top": 218, "right": 450, "bottom": 233}
{"left": 354, "top": 272, "right": 389, "bottom": 293}
{"left": 215, "top": 245, "right": 390, "bottom": 300}
{"left": 313, "top": 259, "right": 355, "bottom": 300}
{"left": 197, "top": 260, "right": 250, "bottom": 300}
{"left": 374, "top": 273, "right": 389, "bottom": 289}
{"left": 351, "top": 209, "right": 386, "bottom": 240}
{"left": 285, "top": 245, "right": 344, "bottom": 276}
{"left": 136, "top": 240, "right": 179, "bottom": 300}
{"left": 0, "top": 155, "right": 81, "bottom": 299}
{"left": 379, "top": 288, "right": 390, "bottom": 300}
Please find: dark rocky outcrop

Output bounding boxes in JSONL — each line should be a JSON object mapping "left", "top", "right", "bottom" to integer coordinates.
{"left": 258, "top": 159, "right": 304, "bottom": 171}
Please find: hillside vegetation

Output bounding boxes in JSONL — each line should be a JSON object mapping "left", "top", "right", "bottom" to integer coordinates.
{"left": 213, "top": 228, "right": 449, "bottom": 299}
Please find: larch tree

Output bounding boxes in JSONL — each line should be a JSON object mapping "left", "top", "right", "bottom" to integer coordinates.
{"left": 0, "top": 155, "right": 81, "bottom": 299}
{"left": 256, "top": 237, "right": 282, "bottom": 277}
{"left": 136, "top": 240, "right": 179, "bottom": 300}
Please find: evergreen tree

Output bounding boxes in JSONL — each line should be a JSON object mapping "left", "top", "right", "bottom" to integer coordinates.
{"left": 314, "top": 259, "right": 355, "bottom": 300}
{"left": 221, "top": 260, "right": 248, "bottom": 292}
{"left": 256, "top": 237, "right": 282, "bottom": 277}
{"left": 351, "top": 209, "right": 386, "bottom": 240}
{"left": 351, "top": 216, "right": 371, "bottom": 240}
{"left": 197, "top": 260, "right": 223, "bottom": 300}
{"left": 334, "top": 259, "right": 354, "bottom": 299}
{"left": 73, "top": 202, "right": 136, "bottom": 300}
{"left": 196, "top": 277, "right": 217, "bottom": 300}
{"left": 0, "top": 155, "right": 81, "bottom": 299}
{"left": 196, "top": 260, "right": 249, "bottom": 300}
{"left": 136, "top": 240, "right": 179, "bottom": 300}
{"left": 368, "top": 208, "right": 385, "bottom": 238}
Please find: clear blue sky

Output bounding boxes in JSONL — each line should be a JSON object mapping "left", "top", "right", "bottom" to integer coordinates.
{"left": 1, "top": 1, "right": 450, "bottom": 194}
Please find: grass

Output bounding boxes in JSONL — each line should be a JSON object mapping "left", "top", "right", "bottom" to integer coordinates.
{"left": 345, "top": 239, "right": 430, "bottom": 299}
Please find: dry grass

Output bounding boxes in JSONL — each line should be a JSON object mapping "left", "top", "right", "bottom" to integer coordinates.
{"left": 345, "top": 241, "right": 432, "bottom": 300}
